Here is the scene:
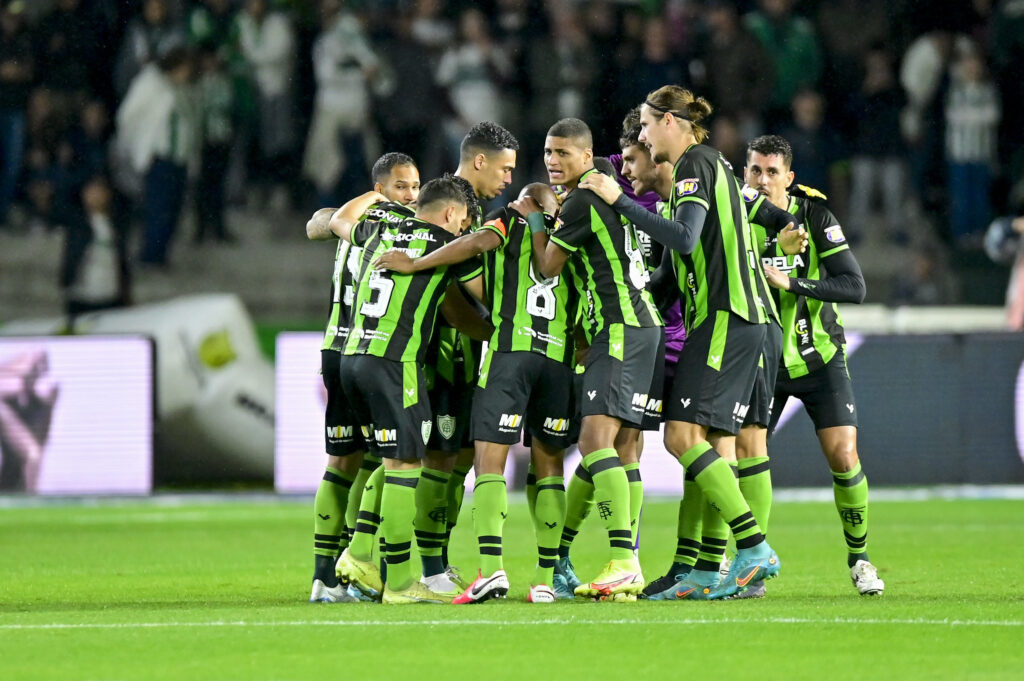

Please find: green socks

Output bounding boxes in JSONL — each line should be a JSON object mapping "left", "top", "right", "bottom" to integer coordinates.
{"left": 738, "top": 455, "right": 772, "bottom": 536}
{"left": 559, "top": 462, "right": 593, "bottom": 558}
{"left": 313, "top": 466, "right": 354, "bottom": 582}
{"left": 348, "top": 465, "right": 385, "bottom": 561}
{"left": 380, "top": 468, "right": 420, "bottom": 590}
{"left": 441, "top": 462, "right": 472, "bottom": 565}
{"left": 678, "top": 442, "right": 764, "bottom": 550}
{"left": 623, "top": 462, "right": 643, "bottom": 548}
{"left": 833, "top": 462, "right": 870, "bottom": 566}
{"left": 674, "top": 469, "right": 703, "bottom": 567}
{"left": 525, "top": 465, "right": 538, "bottom": 518}
{"left": 344, "top": 454, "right": 381, "bottom": 548}
{"left": 415, "top": 467, "right": 451, "bottom": 578}
{"left": 473, "top": 473, "right": 507, "bottom": 576}
{"left": 584, "top": 448, "right": 633, "bottom": 560}
{"left": 531, "top": 475, "right": 565, "bottom": 586}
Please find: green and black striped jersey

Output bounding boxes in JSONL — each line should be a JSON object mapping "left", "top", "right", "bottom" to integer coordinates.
{"left": 479, "top": 207, "right": 578, "bottom": 365}
{"left": 322, "top": 202, "right": 413, "bottom": 351}
{"left": 343, "top": 215, "right": 483, "bottom": 364}
{"left": 752, "top": 194, "right": 850, "bottom": 379}
{"left": 669, "top": 144, "right": 773, "bottom": 332}
{"left": 550, "top": 169, "right": 662, "bottom": 337}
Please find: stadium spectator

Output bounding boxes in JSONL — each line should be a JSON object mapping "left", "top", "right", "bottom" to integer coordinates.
{"left": 848, "top": 45, "right": 908, "bottom": 245}
{"left": 114, "top": 45, "right": 198, "bottom": 266}
{"left": 195, "top": 45, "right": 234, "bottom": 244}
{"left": 237, "top": 0, "right": 297, "bottom": 211}
{"left": 744, "top": 0, "right": 823, "bottom": 128}
{"left": 945, "top": 46, "right": 1001, "bottom": 248}
{"left": 991, "top": 0, "right": 1024, "bottom": 186}
{"left": 0, "top": 0, "right": 32, "bottom": 227}
{"left": 985, "top": 214, "right": 1024, "bottom": 329}
{"left": 780, "top": 89, "right": 846, "bottom": 206}
{"left": 303, "top": 0, "right": 386, "bottom": 207}
{"left": 436, "top": 7, "right": 512, "bottom": 168}
{"left": 67, "top": 100, "right": 112, "bottom": 188}
{"left": 409, "top": 0, "right": 455, "bottom": 54}
{"left": 113, "top": 0, "right": 186, "bottom": 100}
{"left": 34, "top": 0, "right": 106, "bottom": 99}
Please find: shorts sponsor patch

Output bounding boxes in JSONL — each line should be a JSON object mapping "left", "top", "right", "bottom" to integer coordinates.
{"left": 675, "top": 178, "right": 699, "bottom": 197}
{"left": 824, "top": 225, "right": 846, "bottom": 244}
{"left": 740, "top": 185, "right": 760, "bottom": 203}
{"left": 421, "top": 420, "right": 432, "bottom": 444}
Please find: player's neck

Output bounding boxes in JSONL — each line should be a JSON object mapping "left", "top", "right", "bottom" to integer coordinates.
{"left": 453, "top": 166, "right": 483, "bottom": 199}
{"left": 566, "top": 164, "right": 595, "bottom": 192}
{"left": 771, "top": 193, "right": 790, "bottom": 211}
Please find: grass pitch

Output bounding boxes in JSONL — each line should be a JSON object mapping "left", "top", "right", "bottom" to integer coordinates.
{"left": 1, "top": 495, "right": 1022, "bottom": 681}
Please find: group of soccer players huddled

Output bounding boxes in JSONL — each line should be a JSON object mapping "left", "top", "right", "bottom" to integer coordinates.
{"left": 304, "top": 83, "right": 885, "bottom": 605}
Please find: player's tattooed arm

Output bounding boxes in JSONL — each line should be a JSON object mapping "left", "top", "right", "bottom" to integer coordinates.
{"left": 373, "top": 229, "right": 500, "bottom": 273}
{"left": 328, "top": 191, "right": 387, "bottom": 242}
{"left": 440, "top": 282, "right": 493, "bottom": 341}
{"left": 305, "top": 207, "right": 338, "bottom": 241}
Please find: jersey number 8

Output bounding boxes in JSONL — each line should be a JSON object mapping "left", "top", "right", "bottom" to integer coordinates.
{"left": 526, "top": 263, "right": 559, "bottom": 321}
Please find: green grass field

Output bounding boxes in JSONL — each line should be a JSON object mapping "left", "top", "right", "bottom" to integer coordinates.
{"left": 1, "top": 495, "right": 1022, "bottom": 681}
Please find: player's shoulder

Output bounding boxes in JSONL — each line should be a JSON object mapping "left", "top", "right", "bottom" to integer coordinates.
{"left": 482, "top": 206, "right": 521, "bottom": 239}
{"left": 363, "top": 201, "right": 414, "bottom": 224}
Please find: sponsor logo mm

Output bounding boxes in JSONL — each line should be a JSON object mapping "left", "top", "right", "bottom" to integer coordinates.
{"left": 631, "top": 393, "right": 650, "bottom": 407}
{"left": 326, "top": 425, "right": 353, "bottom": 439}
{"left": 360, "top": 425, "right": 372, "bottom": 439}
{"left": 543, "top": 417, "right": 570, "bottom": 433}
{"left": 732, "top": 402, "right": 750, "bottom": 421}
{"left": 375, "top": 428, "right": 398, "bottom": 443}
{"left": 498, "top": 413, "right": 523, "bottom": 428}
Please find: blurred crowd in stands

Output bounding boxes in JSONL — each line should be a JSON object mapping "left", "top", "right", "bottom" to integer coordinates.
{"left": 1, "top": 0, "right": 1022, "bottom": 311}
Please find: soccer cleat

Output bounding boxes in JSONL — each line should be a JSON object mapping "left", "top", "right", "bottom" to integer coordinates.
{"left": 598, "top": 592, "right": 637, "bottom": 602}
{"left": 309, "top": 579, "right": 358, "bottom": 603}
{"left": 444, "top": 564, "right": 470, "bottom": 590}
{"left": 335, "top": 548, "right": 383, "bottom": 600}
{"left": 574, "top": 557, "right": 644, "bottom": 598}
{"left": 647, "top": 569, "right": 720, "bottom": 601}
{"left": 641, "top": 562, "right": 692, "bottom": 598}
{"left": 708, "top": 543, "right": 781, "bottom": 599}
{"left": 452, "top": 570, "right": 510, "bottom": 604}
{"left": 719, "top": 554, "right": 733, "bottom": 579}
{"left": 551, "top": 572, "right": 575, "bottom": 600}
{"left": 420, "top": 572, "right": 462, "bottom": 598}
{"left": 382, "top": 580, "right": 453, "bottom": 604}
{"left": 527, "top": 584, "right": 556, "bottom": 603}
{"left": 554, "top": 557, "right": 582, "bottom": 592}
{"left": 346, "top": 583, "right": 377, "bottom": 602}
{"left": 725, "top": 579, "right": 766, "bottom": 600}
{"left": 850, "top": 560, "right": 884, "bottom": 596}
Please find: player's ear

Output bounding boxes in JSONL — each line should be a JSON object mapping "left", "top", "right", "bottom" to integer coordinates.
{"left": 373, "top": 181, "right": 384, "bottom": 194}
{"left": 475, "top": 153, "right": 486, "bottom": 171}
{"left": 785, "top": 170, "right": 795, "bottom": 189}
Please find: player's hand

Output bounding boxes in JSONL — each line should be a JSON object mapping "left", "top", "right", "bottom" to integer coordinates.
{"left": 372, "top": 249, "right": 416, "bottom": 273}
{"left": 762, "top": 265, "right": 791, "bottom": 290}
{"left": 578, "top": 172, "right": 622, "bottom": 205}
{"left": 778, "top": 222, "right": 808, "bottom": 255}
{"left": 509, "top": 195, "right": 542, "bottom": 217}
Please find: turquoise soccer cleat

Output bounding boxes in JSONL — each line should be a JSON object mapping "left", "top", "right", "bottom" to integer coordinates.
{"left": 709, "top": 543, "right": 780, "bottom": 599}
{"left": 641, "top": 562, "right": 692, "bottom": 598}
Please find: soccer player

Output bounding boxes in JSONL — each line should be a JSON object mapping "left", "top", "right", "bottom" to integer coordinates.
{"left": 745, "top": 134, "right": 884, "bottom": 596}
{"left": 579, "top": 86, "right": 798, "bottom": 598}
{"left": 530, "top": 117, "right": 663, "bottom": 599}
{"left": 329, "top": 176, "right": 484, "bottom": 604}
{"left": 376, "top": 183, "right": 577, "bottom": 604}
{"left": 304, "top": 152, "right": 419, "bottom": 603}
{"left": 416, "top": 122, "right": 519, "bottom": 594}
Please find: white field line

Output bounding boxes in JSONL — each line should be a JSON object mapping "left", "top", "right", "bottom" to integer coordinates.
{"left": 0, "top": 617, "right": 1021, "bottom": 631}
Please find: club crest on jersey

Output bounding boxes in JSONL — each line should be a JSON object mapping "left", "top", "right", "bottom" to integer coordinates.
{"left": 676, "top": 178, "right": 699, "bottom": 196}
{"left": 740, "top": 185, "right": 760, "bottom": 203}
{"left": 437, "top": 415, "right": 456, "bottom": 440}
{"left": 824, "top": 225, "right": 846, "bottom": 244}
{"left": 421, "top": 420, "right": 432, "bottom": 444}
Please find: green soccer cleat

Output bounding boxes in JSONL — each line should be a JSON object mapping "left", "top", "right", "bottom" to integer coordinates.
{"left": 335, "top": 548, "right": 383, "bottom": 600}
{"left": 708, "top": 543, "right": 780, "bottom": 600}
{"left": 574, "top": 557, "right": 644, "bottom": 598}
{"left": 641, "top": 562, "right": 692, "bottom": 598}
{"left": 382, "top": 580, "right": 453, "bottom": 604}
{"left": 647, "top": 569, "right": 720, "bottom": 601}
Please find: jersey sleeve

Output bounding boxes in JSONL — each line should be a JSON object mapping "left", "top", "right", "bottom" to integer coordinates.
{"left": 672, "top": 152, "right": 714, "bottom": 211}
{"left": 350, "top": 219, "right": 377, "bottom": 247}
{"left": 480, "top": 207, "right": 512, "bottom": 246}
{"left": 549, "top": 192, "right": 592, "bottom": 253}
{"left": 808, "top": 203, "right": 849, "bottom": 258}
{"left": 453, "top": 256, "right": 483, "bottom": 283}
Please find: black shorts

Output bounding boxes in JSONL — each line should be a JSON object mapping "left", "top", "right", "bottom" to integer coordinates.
{"left": 472, "top": 350, "right": 575, "bottom": 449}
{"left": 665, "top": 311, "right": 765, "bottom": 435}
{"left": 581, "top": 323, "right": 661, "bottom": 427}
{"left": 743, "top": 321, "right": 783, "bottom": 428}
{"left": 337, "top": 354, "right": 432, "bottom": 461}
{"left": 321, "top": 350, "right": 370, "bottom": 456}
{"left": 769, "top": 351, "right": 858, "bottom": 434}
{"left": 427, "top": 375, "right": 473, "bottom": 454}
{"left": 638, "top": 329, "right": 667, "bottom": 431}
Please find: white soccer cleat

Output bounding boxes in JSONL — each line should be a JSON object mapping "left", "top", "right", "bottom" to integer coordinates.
{"left": 309, "top": 579, "right": 358, "bottom": 603}
{"left": 527, "top": 584, "right": 556, "bottom": 603}
{"left": 850, "top": 560, "right": 884, "bottom": 596}
{"left": 452, "top": 570, "right": 509, "bottom": 604}
{"left": 421, "top": 572, "right": 462, "bottom": 598}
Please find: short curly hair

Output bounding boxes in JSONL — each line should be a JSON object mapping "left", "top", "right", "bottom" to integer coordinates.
{"left": 746, "top": 135, "right": 794, "bottom": 170}
{"left": 460, "top": 122, "right": 520, "bottom": 161}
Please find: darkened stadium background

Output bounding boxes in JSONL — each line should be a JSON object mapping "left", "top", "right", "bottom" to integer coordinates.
{"left": 1, "top": 0, "right": 1023, "bottom": 492}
